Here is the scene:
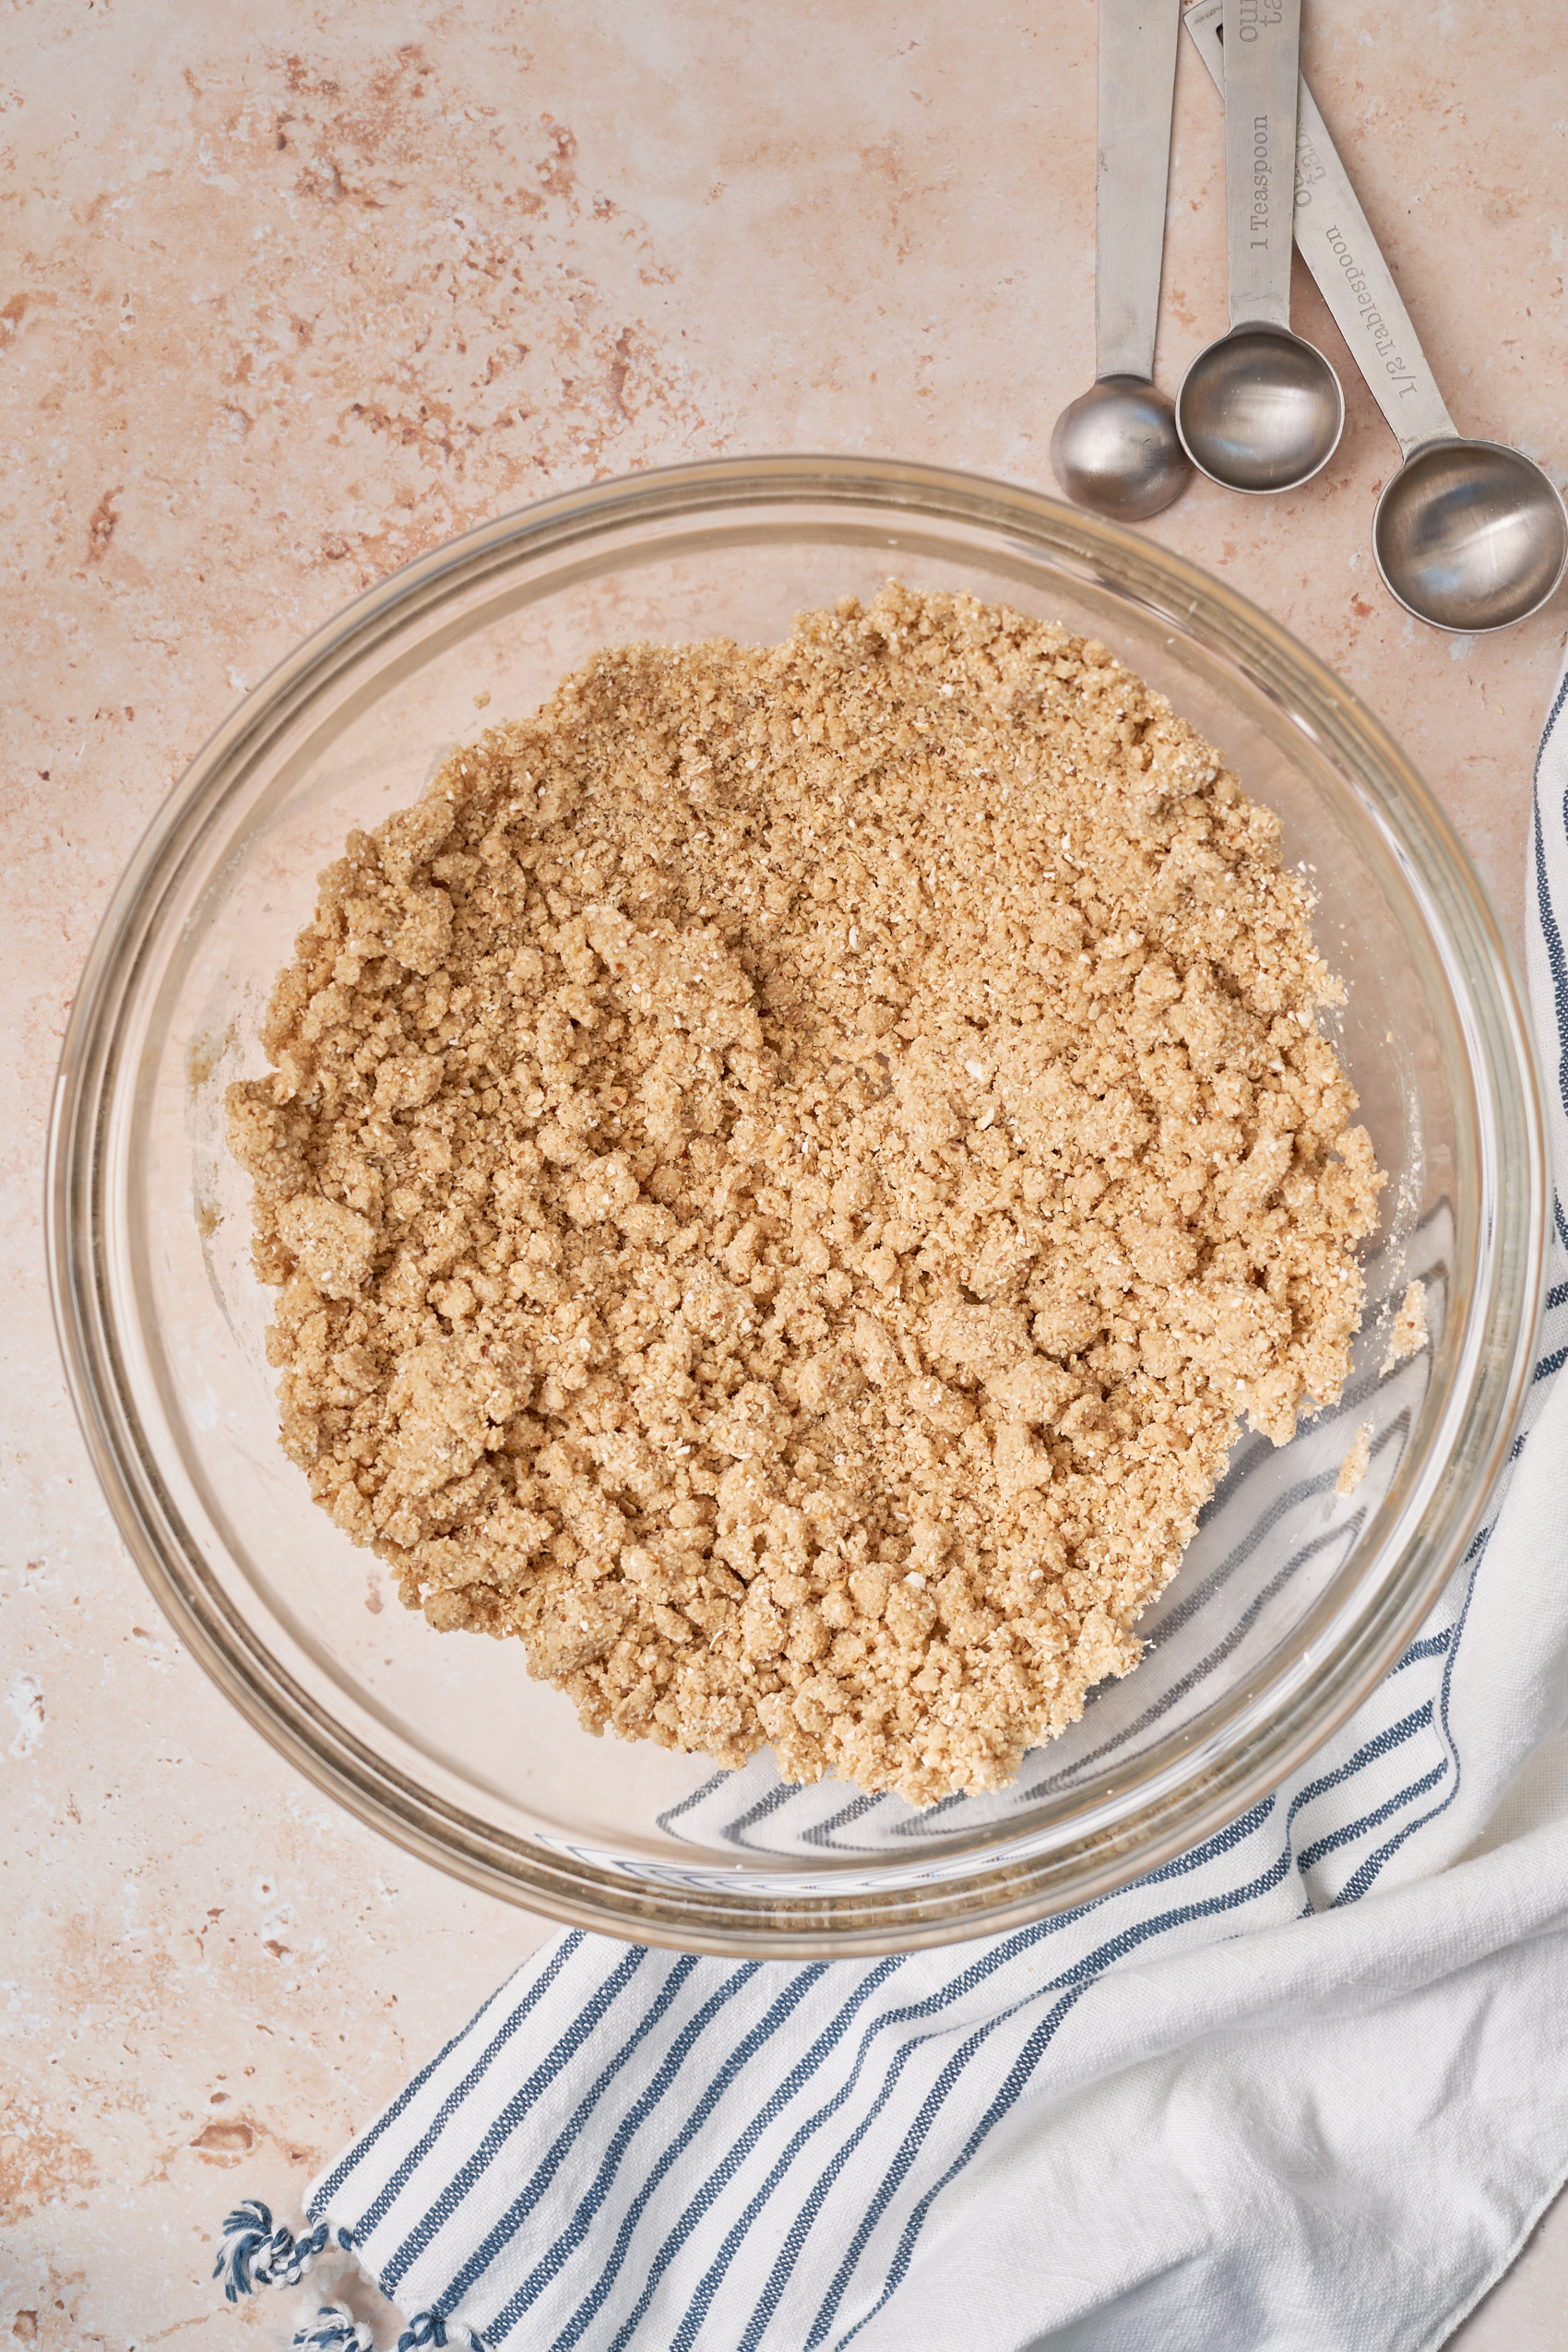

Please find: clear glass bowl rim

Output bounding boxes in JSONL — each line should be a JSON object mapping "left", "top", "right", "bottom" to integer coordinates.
{"left": 46, "top": 453, "right": 1549, "bottom": 1955}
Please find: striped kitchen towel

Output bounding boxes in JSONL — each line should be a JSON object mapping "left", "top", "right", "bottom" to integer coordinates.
{"left": 217, "top": 660, "right": 1568, "bottom": 2352}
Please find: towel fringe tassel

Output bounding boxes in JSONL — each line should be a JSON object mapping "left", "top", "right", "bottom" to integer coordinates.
{"left": 212, "top": 2200, "right": 352, "bottom": 2300}
{"left": 288, "top": 2303, "right": 480, "bottom": 2352}
{"left": 292, "top": 2303, "right": 375, "bottom": 2352}
{"left": 213, "top": 2201, "right": 482, "bottom": 2352}
{"left": 396, "top": 2312, "right": 482, "bottom": 2351}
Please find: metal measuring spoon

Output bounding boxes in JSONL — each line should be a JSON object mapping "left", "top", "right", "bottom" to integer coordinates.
{"left": 1051, "top": 0, "right": 1190, "bottom": 521}
{"left": 1176, "top": 0, "right": 1343, "bottom": 493}
{"left": 1186, "top": 0, "right": 1568, "bottom": 631}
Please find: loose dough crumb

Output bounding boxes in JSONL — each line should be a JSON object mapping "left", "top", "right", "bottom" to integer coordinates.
{"left": 1336, "top": 1423, "right": 1372, "bottom": 1497}
{"left": 1383, "top": 1279, "right": 1429, "bottom": 1374}
{"left": 228, "top": 587, "right": 1384, "bottom": 1804}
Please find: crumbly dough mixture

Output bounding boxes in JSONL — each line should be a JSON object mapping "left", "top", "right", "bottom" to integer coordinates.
{"left": 229, "top": 587, "right": 1383, "bottom": 1804}
{"left": 1336, "top": 1423, "right": 1372, "bottom": 1498}
{"left": 1383, "top": 1278, "right": 1429, "bottom": 1373}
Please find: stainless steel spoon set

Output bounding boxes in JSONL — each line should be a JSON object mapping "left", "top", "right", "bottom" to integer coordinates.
{"left": 1050, "top": 0, "right": 1568, "bottom": 633}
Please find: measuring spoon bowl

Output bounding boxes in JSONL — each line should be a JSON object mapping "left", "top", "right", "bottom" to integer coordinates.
{"left": 1373, "top": 437, "right": 1568, "bottom": 634}
{"left": 1183, "top": 4, "right": 1565, "bottom": 632}
{"left": 1050, "top": 375, "right": 1191, "bottom": 522}
{"left": 1176, "top": 321, "right": 1345, "bottom": 495}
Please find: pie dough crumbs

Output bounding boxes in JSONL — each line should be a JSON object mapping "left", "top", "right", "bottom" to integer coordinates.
{"left": 227, "top": 586, "right": 1384, "bottom": 1806}
{"left": 1336, "top": 1423, "right": 1372, "bottom": 1497}
{"left": 1383, "top": 1278, "right": 1429, "bottom": 1374}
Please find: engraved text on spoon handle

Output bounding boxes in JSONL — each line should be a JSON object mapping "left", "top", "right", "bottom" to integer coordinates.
{"left": 1186, "top": 0, "right": 1456, "bottom": 452}
{"left": 1221, "top": 0, "right": 1301, "bottom": 330}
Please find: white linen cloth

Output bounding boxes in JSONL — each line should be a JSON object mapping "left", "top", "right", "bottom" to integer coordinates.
{"left": 218, "top": 666, "right": 1568, "bottom": 2352}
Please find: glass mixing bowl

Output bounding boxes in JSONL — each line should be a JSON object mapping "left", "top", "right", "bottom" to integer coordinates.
{"left": 47, "top": 457, "right": 1546, "bottom": 1955}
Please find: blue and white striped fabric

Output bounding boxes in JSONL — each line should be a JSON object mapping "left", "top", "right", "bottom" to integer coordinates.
{"left": 222, "top": 667, "right": 1568, "bottom": 2352}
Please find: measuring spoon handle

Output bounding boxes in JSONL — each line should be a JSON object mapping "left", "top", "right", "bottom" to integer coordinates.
{"left": 1221, "top": 0, "right": 1301, "bottom": 330}
{"left": 1096, "top": 0, "right": 1183, "bottom": 381}
{"left": 1186, "top": 0, "right": 1457, "bottom": 451}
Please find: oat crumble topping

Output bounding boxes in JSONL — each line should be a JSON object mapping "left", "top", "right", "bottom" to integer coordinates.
{"left": 228, "top": 588, "right": 1382, "bottom": 1803}
{"left": 1383, "top": 1279, "right": 1429, "bottom": 1374}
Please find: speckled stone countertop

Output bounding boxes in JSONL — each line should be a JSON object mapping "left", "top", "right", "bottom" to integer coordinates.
{"left": 5, "top": 4, "right": 1565, "bottom": 2344}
